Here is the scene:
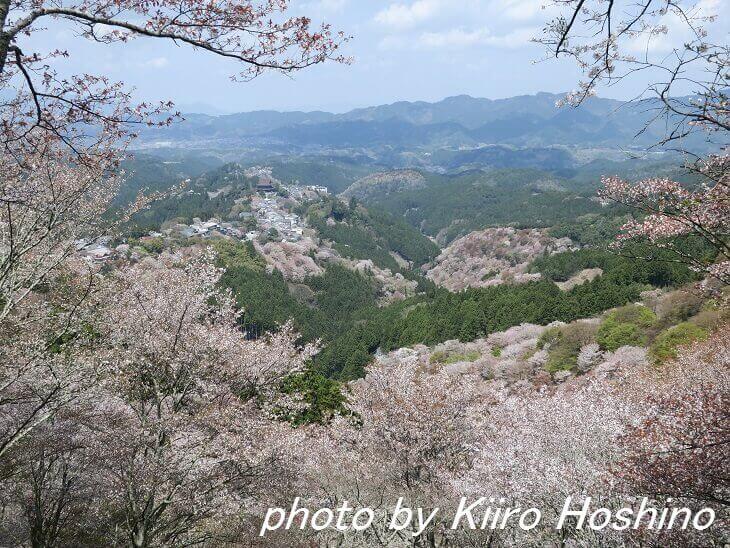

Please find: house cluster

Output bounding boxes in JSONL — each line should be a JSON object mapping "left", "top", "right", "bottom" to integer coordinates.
{"left": 166, "top": 200, "right": 305, "bottom": 244}
{"left": 172, "top": 218, "right": 245, "bottom": 240}
{"left": 284, "top": 184, "right": 330, "bottom": 200}
{"left": 75, "top": 238, "right": 116, "bottom": 262}
{"left": 254, "top": 196, "right": 305, "bottom": 242}
{"left": 73, "top": 168, "right": 330, "bottom": 261}
{"left": 307, "top": 185, "right": 329, "bottom": 194}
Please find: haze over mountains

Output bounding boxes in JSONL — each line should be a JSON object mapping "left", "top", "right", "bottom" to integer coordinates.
{"left": 138, "top": 92, "right": 714, "bottom": 152}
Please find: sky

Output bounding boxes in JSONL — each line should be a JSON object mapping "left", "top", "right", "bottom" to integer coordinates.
{"left": 25, "top": 0, "right": 729, "bottom": 114}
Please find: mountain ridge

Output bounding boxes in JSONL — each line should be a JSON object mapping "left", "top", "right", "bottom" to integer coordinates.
{"left": 137, "top": 92, "right": 712, "bottom": 152}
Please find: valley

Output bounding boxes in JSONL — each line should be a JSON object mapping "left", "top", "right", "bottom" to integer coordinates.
{"left": 105, "top": 128, "right": 717, "bottom": 392}
{"left": 2, "top": 0, "right": 727, "bottom": 543}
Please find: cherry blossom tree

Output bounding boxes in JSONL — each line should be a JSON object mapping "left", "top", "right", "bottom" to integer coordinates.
{"left": 617, "top": 329, "right": 729, "bottom": 510}
{"left": 0, "top": 403, "right": 110, "bottom": 546}
{"left": 0, "top": 0, "right": 348, "bottom": 159}
{"left": 0, "top": 139, "right": 165, "bottom": 473}
{"left": 1, "top": 252, "right": 317, "bottom": 545}
{"left": 0, "top": 259, "right": 105, "bottom": 467}
{"left": 539, "top": 0, "right": 729, "bottom": 287}
{"left": 88, "top": 253, "right": 314, "bottom": 545}
{"left": 538, "top": 0, "right": 728, "bottom": 143}
{"left": 599, "top": 154, "right": 729, "bottom": 284}
{"left": 1, "top": 146, "right": 122, "bottom": 323}
{"left": 459, "top": 381, "right": 637, "bottom": 547}
{"left": 299, "top": 359, "right": 486, "bottom": 547}
{"left": 577, "top": 342, "right": 603, "bottom": 371}
{"left": 292, "top": 327, "right": 728, "bottom": 547}
{"left": 0, "top": 2, "right": 347, "bottom": 539}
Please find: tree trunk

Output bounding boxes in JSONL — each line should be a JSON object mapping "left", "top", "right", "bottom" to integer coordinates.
{"left": 0, "top": 0, "right": 11, "bottom": 75}
{"left": 131, "top": 524, "right": 147, "bottom": 548}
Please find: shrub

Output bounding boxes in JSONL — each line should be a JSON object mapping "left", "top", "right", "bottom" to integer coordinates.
{"left": 537, "top": 326, "right": 562, "bottom": 350}
{"left": 597, "top": 322, "right": 645, "bottom": 352}
{"left": 689, "top": 309, "right": 723, "bottom": 331}
{"left": 649, "top": 323, "right": 709, "bottom": 364}
{"left": 491, "top": 347, "right": 502, "bottom": 357}
{"left": 455, "top": 351, "right": 481, "bottom": 364}
{"left": 430, "top": 350, "right": 481, "bottom": 365}
{"left": 597, "top": 305, "right": 657, "bottom": 351}
{"left": 607, "top": 304, "right": 657, "bottom": 328}
{"left": 544, "top": 322, "right": 598, "bottom": 373}
{"left": 655, "top": 290, "right": 705, "bottom": 326}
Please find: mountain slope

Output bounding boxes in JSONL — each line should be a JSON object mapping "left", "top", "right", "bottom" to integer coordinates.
{"left": 135, "top": 92, "right": 712, "bottom": 151}
{"left": 340, "top": 170, "right": 427, "bottom": 201}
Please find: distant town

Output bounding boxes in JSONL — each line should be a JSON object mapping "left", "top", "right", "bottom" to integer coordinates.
{"left": 75, "top": 166, "right": 329, "bottom": 262}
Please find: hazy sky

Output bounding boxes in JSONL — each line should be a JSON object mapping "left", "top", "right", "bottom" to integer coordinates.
{"left": 27, "top": 0, "right": 729, "bottom": 114}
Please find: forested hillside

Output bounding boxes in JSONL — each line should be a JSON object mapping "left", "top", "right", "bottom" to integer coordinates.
{"left": 115, "top": 152, "right": 223, "bottom": 205}
{"left": 111, "top": 156, "right": 718, "bottom": 386}
{"left": 3, "top": 0, "right": 728, "bottom": 543}
{"left": 345, "top": 168, "right": 613, "bottom": 242}
{"left": 313, "top": 243, "right": 701, "bottom": 379}
{"left": 305, "top": 196, "right": 439, "bottom": 269}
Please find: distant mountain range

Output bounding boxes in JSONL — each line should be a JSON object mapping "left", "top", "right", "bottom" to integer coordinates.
{"left": 137, "top": 92, "right": 714, "bottom": 152}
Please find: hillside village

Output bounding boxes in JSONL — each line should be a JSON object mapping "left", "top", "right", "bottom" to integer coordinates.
{"left": 76, "top": 167, "right": 327, "bottom": 260}
{"left": 76, "top": 168, "right": 599, "bottom": 302}
{"left": 2, "top": 0, "right": 727, "bottom": 543}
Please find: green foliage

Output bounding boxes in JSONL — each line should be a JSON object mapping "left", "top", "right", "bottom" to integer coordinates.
{"left": 491, "top": 347, "right": 502, "bottom": 357}
{"left": 548, "top": 214, "right": 628, "bottom": 247}
{"left": 264, "top": 228, "right": 280, "bottom": 242}
{"left": 317, "top": 267, "right": 649, "bottom": 380}
{"left": 649, "top": 322, "right": 709, "bottom": 364}
{"left": 216, "top": 233, "right": 683, "bottom": 382}
{"left": 212, "top": 239, "right": 266, "bottom": 271}
{"left": 47, "top": 323, "right": 100, "bottom": 354}
{"left": 215, "top": 242, "right": 315, "bottom": 339}
{"left": 221, "top": 261, "right": 310, "bottom": 339}
{"left": 654, "top": 290, "right": 706, "bottom": 328}
{"left": 359, "top": 169, "right": 609, "bottom": 242}
{"left": 130, "top": 191, "right": 238, "bottom": 233}
{"left": 366, "top": 208, "right": 440, "bottom": 267}
{"left": 606, "top": 304, "right": 658, "bottom": 328}
{"left": 149, "top": 162, "right": 713, "bottom": 389}
{"left": 347, "top": 240, "right": 681, "bottom": 380}
{"left": 138, "top": 237, "right": 164, "bottom": 254}
{"left": 115, "top": 152, "right": 222, "bottom": 206}
{"left": 430, "top": 350, "right": 481, "bottom": 365}
{"left": 270, "top": 160, "right": 375, "bottom": 194}
{"left": 537, "top": 326, "right": 562, "bottom": 350}
{"left": 481, "top": 270, "right": 499, "bottom": 281}
{"left": 279, "top": 369, "right": 348, "bottom": 425}
{"left": 531, "top": 249, "right": 618, "bottom": 282}
{"left": 303, "top": 264, "right": 378, "bottom": 336}
{"left": 429, "top": 350, "right": 449, "bottom": 364}
{"left": 543, "top": 322, "right": 598, "bottom": 373}
{"left": 126, "top": 163, "right": 257, "bottom": 232}
{"left": 214, "top": 243, "right": 357, "bottom": 425}
{"left": 311, "top": 216, "right": 401, "bottom": 271}
{"left": 530, "top": 246, "right": 700, "bottom": 287}
{"left": 596, "top": 305, "right": 657, "bottom": 351}
{"left": 598, "top": 323, "right": 645, "bottom": 352}
{"left": 216, "top": 242, "right": 379, "bottom": 344}
{"left": 308, "top": 197, "right": 438, "bottom": 270}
